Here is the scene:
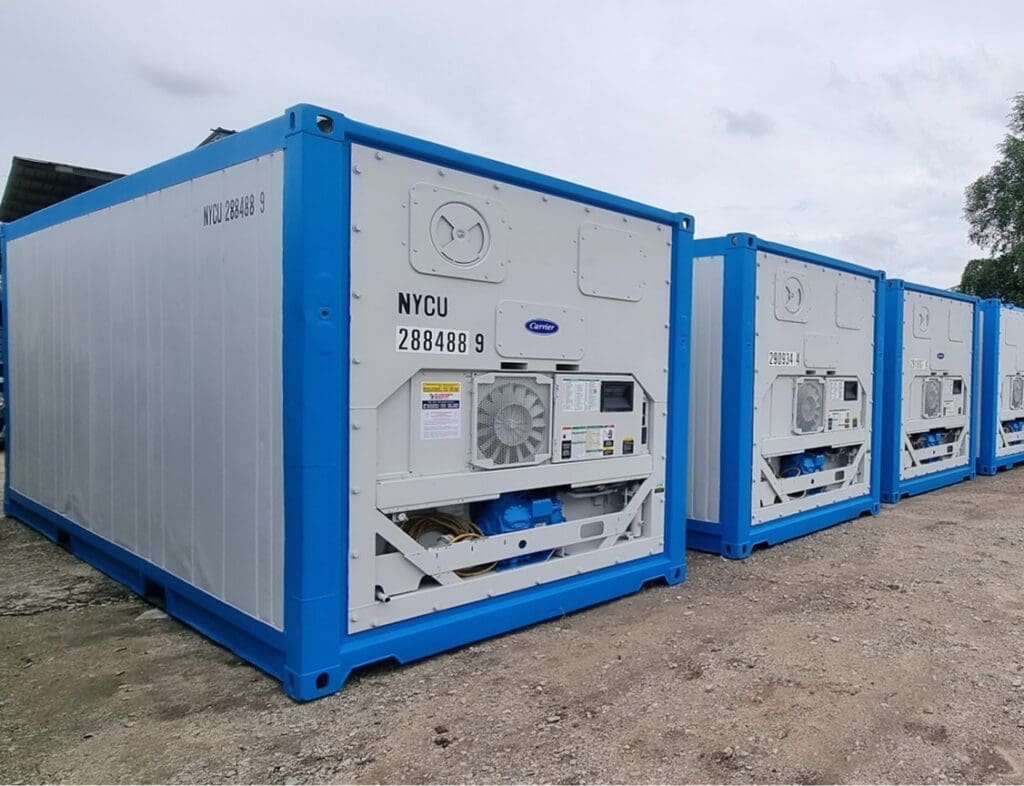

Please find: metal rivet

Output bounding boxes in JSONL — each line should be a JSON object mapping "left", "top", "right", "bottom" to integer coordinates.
{"left": 438, "top": 168, "right": 446, "bottom": 176}
{"left": 350, "top": 614, "right": 358, "bottom": 622}
{"left": 352, "top": 487, "right": 360, "bottom": 495}
{"left": 375, "top": 151, "right": 384, "bottom": 160}
{"left": 352, "top": 357, "right": 361, "bottom": 365}
{"left": 352, "top": 290, "right": 361, "bottom": 299}
{"left": 353, "top": 225, "right": 362, "bottom": 233}
{"left": 352, "top": 165, "right": 362, "bottom": 174}
{"left": 350, "top": 551, "right": 359, "bottom": 559}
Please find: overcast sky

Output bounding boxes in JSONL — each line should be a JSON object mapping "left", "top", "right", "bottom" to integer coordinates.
{"left": 3, "top": 1, "right": 1022, "bottom": 287}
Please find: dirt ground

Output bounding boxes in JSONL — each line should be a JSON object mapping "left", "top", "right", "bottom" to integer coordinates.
{"left": 2, "top": 467, "right": 1023, "bottom": 785}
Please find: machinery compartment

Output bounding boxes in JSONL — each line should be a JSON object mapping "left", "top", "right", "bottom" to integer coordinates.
{"left": 752, "top": 251, "right": 876, "bottom": 525}
{"left": 347, "top": 144, "right": 674, "bottom": 633}
{"left": 897, "top": 288, "right": 974, "bottom": 480}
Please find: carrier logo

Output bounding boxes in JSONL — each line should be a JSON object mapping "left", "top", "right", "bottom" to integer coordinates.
{"left": 936, "top": 352, "right": 945, "bottom": 360}
{"left": 525, "top": 319, "right": 559, "bottom": 335}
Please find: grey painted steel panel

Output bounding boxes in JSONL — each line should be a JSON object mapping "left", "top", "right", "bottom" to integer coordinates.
{"left": 7, "top": 153, "right": 285, "bottom": 629}
{"left": 898, "top": 290, "right": 973, "bottom": 479}
{"left": 752, "top": 252, "right": 876, "bottom": 525}
{"left": 687, "top": 255, "right": 723, "bottom": 524}
{"left": 347, "top": 144, "right": 672, "bottom": 632}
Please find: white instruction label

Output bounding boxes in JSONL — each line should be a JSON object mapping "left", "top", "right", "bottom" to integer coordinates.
{"left": 561, "top": 379, "right": 601, "bottom": 412}
{"left": 828, "top": 409, "right": 852, "bottom": 430}
{"left": 420, "top": 381, "right": 461, "bottom": 440}
{"left": 560, "top": 424, "right": 615, "bottom": 459}
{"left": 909, "top": 358, "right": 928, "bottom": 370}
{"left": 768, "top": 350, "right": 801, "bottom": 367}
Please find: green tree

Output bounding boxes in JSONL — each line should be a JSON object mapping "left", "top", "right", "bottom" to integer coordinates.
{"left": 959, "top": 248, "right": 1024, "bottom": 302}
{"left": 960, "top": 93, "right": 1024, "bottom": 303}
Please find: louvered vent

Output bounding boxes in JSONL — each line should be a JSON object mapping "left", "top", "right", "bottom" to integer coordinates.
{"left": 922, "top": 376, "right": 942, "bottom": 419}
{"left": 473, "top": 374, "right": 552, "bottom": 468}
{"left": 793, "top": 378, "right": 825, "bottom": 434}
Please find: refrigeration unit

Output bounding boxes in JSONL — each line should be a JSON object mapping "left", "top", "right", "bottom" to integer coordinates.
{"left": 0, "top": 104, "right": 693, "bottom": 699}
{"left": 977, "top": 299, "right": 1024, "bottom": 474}
{"left": 687, "top": 234, "right": 883, "bottom": 558}
{"left": 879, "top": 280, "right": 978, "bottom": 501}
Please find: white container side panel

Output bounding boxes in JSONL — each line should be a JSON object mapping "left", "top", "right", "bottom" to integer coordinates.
{"left": 687, "top": 255, "right": 723, "bottom": 524}
{"left": 898, "top": 291, "right": 973, "bottom": 479}
{"left": 752, "top": 252, "right": 876, "bottom": 525}
{"left": 996, "top": 306, "right": 1024, "bottom": 457}
{"left": 347, "top": 144, "right": 673, "bottom": 633}
{"left": 6, "top": 153, "right": 286, "bottom": 629}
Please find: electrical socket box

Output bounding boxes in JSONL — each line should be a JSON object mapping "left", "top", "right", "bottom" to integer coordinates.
{"left": 880, "top": 280, "right": 978, "bottom": 501}
{"left": 977, "top": 299, "right": 1024, "bottom": 474}
{"left": 0, "top": 104, "right": 693, "bottom": 700}
{"left": 686, "top": 234, "right": 883, "bottom": 559}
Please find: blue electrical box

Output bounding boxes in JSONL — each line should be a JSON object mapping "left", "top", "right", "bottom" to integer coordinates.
{"left": 0, "top": 104, "right": 693, "bottom": 699}
{"left": 686, "top": 234, "right": 884, "bottom": 558}
{"left": 879, "top": 280, "right": 979, "bottom": 501}
{"left": 977, "top": 299, "right": 1024, "bottom": 474}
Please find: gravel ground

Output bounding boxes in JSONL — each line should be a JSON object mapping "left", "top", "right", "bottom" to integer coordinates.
{"left": 2, "top": 468, "right": 1023, "bottom": 784}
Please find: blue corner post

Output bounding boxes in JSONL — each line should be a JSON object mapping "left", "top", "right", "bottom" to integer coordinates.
{"left": 879, "top": 279, "right": 905, "bottom": 502}
{"left": 281, "top": 105, "right": 349, "bottom": 699}
{"left": 717, "top": 234, "right": 758, "bottom": 557}
{"left": 976, "top": 298, "right": 1015, "bottom": 476}
{"left": 665, "top": 213, "right": 695, "bottom": 578}
{"left": 978, "top": 299, "right": 999, "bottom": 475}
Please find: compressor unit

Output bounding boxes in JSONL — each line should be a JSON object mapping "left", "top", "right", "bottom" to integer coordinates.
{"left": 977, "top": 299, "right": 1024, "bottom": 474}
{"left": 686, "top": 234, "right": 883, "bottom": 558}
{"left": 879, "top": 280, "right": 979, "bottom": 501}
{"left": 0, "top": 104, "right": 693, "bottom": 700}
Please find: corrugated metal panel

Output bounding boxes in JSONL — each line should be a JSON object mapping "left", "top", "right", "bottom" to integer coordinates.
{"left": 687, "top": 255, "right": 723, "bottom": 524}
{"left": 6, "top": 152, "right": 285, "bottom": 628}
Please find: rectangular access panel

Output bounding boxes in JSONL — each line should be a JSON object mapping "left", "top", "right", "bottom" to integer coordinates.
{"left": 977, "top": 299, "right": 1024, "bottom": 474}
{"left": 686, "top": 234, "right": 883, "bottom": 558}
{"left": 879, "top": 280, "right": 979, "bottom": 501}
{"left": 0, "top": 104, "right": 694, "bottom": 700}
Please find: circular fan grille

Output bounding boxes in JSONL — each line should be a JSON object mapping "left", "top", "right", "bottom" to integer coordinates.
{"left": 430, "top": 202, "right": 490, "bottom": 266}
{"left": 922, "top": 376, "right": 943, "bottom": 418}
{"left": 1012, "top": 376, "right": 1024, "bottom": 410}
{"left": 794, "top": 379, "right": 825, "bottom": 434}
{"left": 476, "top": 379, "right": 549, "bottom": 466}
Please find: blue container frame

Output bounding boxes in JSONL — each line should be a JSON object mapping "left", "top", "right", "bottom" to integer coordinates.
{"left": 0, "top": 104, "right": 694, "bottom": 700}
{"left": 686, "top": 234, "right": 884, "bottom": 559}
{"left": 879, "top": 280, "right": 980, "bottom": 502}
{"left": 977, "top": 298, "right": 1024, "bottom": 475}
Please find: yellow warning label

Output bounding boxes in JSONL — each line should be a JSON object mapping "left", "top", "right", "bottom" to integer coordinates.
{"left": 421, "top": 381, "right": 462, "bottom": 394}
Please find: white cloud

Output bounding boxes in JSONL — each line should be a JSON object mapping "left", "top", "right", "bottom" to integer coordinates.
{"left": 2, "top": 0, "right": 1022, "bottom": 287}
